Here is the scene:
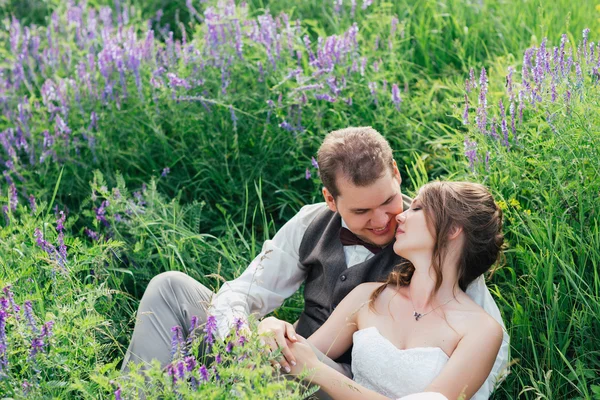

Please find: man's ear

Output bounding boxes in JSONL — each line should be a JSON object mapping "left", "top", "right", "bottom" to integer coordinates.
{"left": 322, "top": 187, "right": 337, "bottom": 212}
{"left": 392, "top": 159, "right": 402, "bottom": 182}
{"left": 448, "top": 225, "right": 463, "bottom": 241}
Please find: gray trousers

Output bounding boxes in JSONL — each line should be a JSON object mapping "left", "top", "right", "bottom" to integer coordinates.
{"left": 121, "top": 271, "right": 351, "bottom": 397}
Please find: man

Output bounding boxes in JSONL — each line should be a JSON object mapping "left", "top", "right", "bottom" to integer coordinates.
{"left": 122, "top": 127, "right": 508, "bottom": 396}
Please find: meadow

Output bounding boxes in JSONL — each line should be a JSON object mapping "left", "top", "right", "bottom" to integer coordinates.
{"left": 0, "top": 0, "right": 599, "bottom": 398}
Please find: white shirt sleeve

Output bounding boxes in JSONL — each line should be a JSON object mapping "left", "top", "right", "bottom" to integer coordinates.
{"left": 208, "top": 203, "right": 329, "bottom": 338}
{"left": 465, "top": 275, "right": 510, "bottom": 398}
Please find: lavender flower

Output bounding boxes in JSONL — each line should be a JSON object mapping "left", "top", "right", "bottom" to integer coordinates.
{"left": 305, "top": 168, "right": 311, "bottom": 180}
{"left": 161, "top": 167, "right": 170, "bottom": 177}
{"left": 3, "top": 286, "right": 20, "bottom": 316}
{"left": 391, "top": 83, "right": 402, "bottom": 111}
{"left": 315, "top": 93, "right": 336, "bottom": 102}
{"left": 475, "top": 67, "right": 488, "bottom": 134}
{"left": 311, "top": 157, "right": 319, "bottom": 169}
{"left": 56, "top": 211, "right": 66, "bottom": 232}
{"left": 23, "top": 300, "right": 38, "bottom": 334}
{"left": 9, "top": 184, "right": 17, "bottom": 211}
{"left": 368, "top": 81, "right": 378, "bottom": 104}
{"left": 462, "top": 94, "right": 469, "bottom": 125}
{"left": 230, "top": 105, "right": 237, "bottom": 130}
{"left": 362, "top": 0, "right": 373, "bottom": 10}
{"left": 199, "top": 365, "right": 209, "bottom": 381}
{"left": 279, "top": 120, "right": 294, "bottom": 132}
{"left": 171, "top": 325, "right": 184, "bottom": 359}
{"left": 30, "top": 337, "right": 45, "bottom": 359}
{"left": 203, "top": 315, "right": 217, "bottom": 350}
{"left": 464, "top": 137, "right": 478, "bottom": 171}
{"left": 225, "top": 341, "right": 234, "bottom": 353}
{"left": 84, "top": 227, "right": 100, "bottom": 241}
{"left": 114, "top": 386, "right": 122, "bottom": 400}
{"left": 28, "top": 195, "right": 37, "bottom": 214}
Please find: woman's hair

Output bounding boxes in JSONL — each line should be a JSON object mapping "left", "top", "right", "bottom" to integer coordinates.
{"left": 370, "top": 181, "right": 504, "bottom": 305}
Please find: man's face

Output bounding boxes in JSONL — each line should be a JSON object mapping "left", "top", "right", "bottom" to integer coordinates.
{"left": 323, "top": 163, "right": 404, "bottom": 247}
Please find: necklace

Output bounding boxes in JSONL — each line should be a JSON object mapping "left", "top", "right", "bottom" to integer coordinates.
{"left": 410, "top": 295, "right": 456, "bottom": 321}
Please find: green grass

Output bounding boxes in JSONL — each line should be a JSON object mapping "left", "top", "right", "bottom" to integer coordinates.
{"left": 0, "top": 0, "right": 599, "bottom": 398}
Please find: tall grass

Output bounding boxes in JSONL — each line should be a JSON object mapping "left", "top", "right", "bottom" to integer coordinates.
{"left": 0, "top": 0, "right": 599, "bottom": 398}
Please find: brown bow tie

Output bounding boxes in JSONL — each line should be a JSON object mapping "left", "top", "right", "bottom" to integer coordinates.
{"left": 339, "top": 227, "right": 383, "bottom": 254}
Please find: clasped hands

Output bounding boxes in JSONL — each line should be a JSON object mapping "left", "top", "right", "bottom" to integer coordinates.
{"left": 257, "top": 316, "right": 321, "bottom": 376}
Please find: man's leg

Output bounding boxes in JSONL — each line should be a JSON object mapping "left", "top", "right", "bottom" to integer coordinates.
{"left": 121, "top": 271, "right": 214, "bottom": 372}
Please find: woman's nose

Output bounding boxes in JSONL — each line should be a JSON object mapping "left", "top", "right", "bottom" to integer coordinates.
{"left": 396, "top": 210, "right": 407, "bottom": 223}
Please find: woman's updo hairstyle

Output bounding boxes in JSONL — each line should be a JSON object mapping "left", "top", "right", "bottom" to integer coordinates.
{"left": 370, "top": 181, "right": 504, "bottom": 304}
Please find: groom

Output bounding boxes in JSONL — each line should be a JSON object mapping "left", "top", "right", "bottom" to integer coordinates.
{"left": 121, "top": 127, "right": 508, "bottom": 395}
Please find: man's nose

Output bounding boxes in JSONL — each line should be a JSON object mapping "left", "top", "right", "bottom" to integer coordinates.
{"left": 372, "top": 209, "right": 390, "bottom": 227}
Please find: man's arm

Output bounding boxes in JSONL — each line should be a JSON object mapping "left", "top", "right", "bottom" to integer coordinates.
{"left": 208, "top": 203, "right": 327, "bottom": 337}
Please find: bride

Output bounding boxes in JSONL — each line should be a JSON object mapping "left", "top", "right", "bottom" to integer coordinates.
{"left": 288, "top": 181, "right": 505, "bottom": 400}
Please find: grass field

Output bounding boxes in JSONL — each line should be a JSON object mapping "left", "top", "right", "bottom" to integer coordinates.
{"left": 0, "top": 0, "right": 599, "bottom": 398}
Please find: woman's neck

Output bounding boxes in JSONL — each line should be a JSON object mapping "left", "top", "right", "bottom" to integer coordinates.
{"left": 408, "top": 252, "right": 460, "bottom": 310}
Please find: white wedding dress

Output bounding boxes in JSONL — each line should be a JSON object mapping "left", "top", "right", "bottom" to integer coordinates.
{"left": 352, "top": 327, "right": 488, "bottom": 399}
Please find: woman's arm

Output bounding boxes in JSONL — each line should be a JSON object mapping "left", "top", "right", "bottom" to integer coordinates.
{"left": 289, "top": 339, "right": 390, "bottom": 400}
{"left": 290, "top": 339, "right": 448, "bottom": 400}
{"left": 424, "top": 314, "right": 503, "bottom": 399}
{"left": 308, "top": 282, "right": 381, "bottom": 360}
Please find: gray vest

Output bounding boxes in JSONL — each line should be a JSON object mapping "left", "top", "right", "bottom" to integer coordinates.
{"left": 295, "top": 207, "right": 404, "bottom": 363}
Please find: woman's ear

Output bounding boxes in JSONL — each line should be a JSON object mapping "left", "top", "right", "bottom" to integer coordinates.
{"left": 448, "top": 225, "right": 463, "bottom": 241}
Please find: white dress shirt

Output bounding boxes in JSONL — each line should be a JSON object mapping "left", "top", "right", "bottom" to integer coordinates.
{"left": 209, "top": 202, "right": 509, "bottom": 396}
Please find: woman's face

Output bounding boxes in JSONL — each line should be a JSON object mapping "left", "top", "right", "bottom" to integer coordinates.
{"left": 392, "top": 197, "right": 436, "bottom": 259}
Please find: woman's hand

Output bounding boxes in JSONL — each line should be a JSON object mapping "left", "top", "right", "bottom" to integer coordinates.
{"left": 287, "top": 336, "right": 322, "bottom": 376}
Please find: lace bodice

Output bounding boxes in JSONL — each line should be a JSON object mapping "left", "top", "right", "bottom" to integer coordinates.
{"left": 352, "top": 327, "right": 490, "bottom": 399}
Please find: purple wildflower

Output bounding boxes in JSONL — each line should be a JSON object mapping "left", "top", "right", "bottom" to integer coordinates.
{"left": 176, "top": 360, "right": 186, "bottom": 380}
{"left": 475, "top": 67, "right": 488, "bottom": 134}
{"left": 41, "top": 320, "right": 54, "bottom": 338}
{"left": 238, "top": 335, "right": 248, "bottom": 346}
{"left": 499, "top": 100, "right": 509, "bottom": 147}
{"left": 56, "top": 211, "right": 66, "bottom": 232}
{"left": 30, "top": 337, "right": 45, "bottom": 359}
{"left": 84, "top": 227, "right": 100, "bottom": 241}
{"left": 23, "top": 300, "right": 38, "bottom": 334}
{"left": 462, "top": 94, "right": 469, "bottom": 125}
{"left": 305, "top": 168, "right": 311, "bottom": 180}
{"left": 463, "top": 138, "right": 478, "bottom": 171}
{"left": 171, "top": 325, "right": 184, "bottom": 359}
{"left": 185, "top": 356, "right": 197, "bottom": 372}
{"left": 230, "top": 105, "right": 237, "bottom": 130}
{"left": 114, "top": 386, "right": 122, "bottom": 400}
{"left": 226, "top": 341, "right": 234, "bottom": 352}
{"left": 279, "top": 120, "right": 294, "bottom": 132}
{"left": 311, "top": 157, "right": 319, "bottom": 169}
{"left": 362, "top": 0, "right": 373, "bottom": 10}
{"left": 95, "top": 200, "right": 110, "bottom": 226}
{"left": 315, "top": 93, "right": 336, "bottom": 102}
{"left": 9, "top": 184, "right": 17, "bottom": 211}
{"left": 391, "top": 83, "right": 402, "bottom": 111}
{"left": 161, "top": 167, "right": 170, "bottom": 177}
{"left": 203, "top": 315, "right": 217, "bottom": 350}
{"left": 28, "top": 195, "right": 37, "bottom": 213}
{"left": 3, "top": 286, "right": 20, "bottom": 316}
{"left": 166, "top": 73, "right": 191, "bottom": 89}
{"left": 199, "top": 365, "right": 209, "bottom": 381}
{"left": 368, "top": 81, "right": 378, "bottom": 104}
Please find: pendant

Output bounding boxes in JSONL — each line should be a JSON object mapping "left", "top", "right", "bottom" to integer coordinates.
{"left": 413, "top": 311, "right": 422, "bottom": 321}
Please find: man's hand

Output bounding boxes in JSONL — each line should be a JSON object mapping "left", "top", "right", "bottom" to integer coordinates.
{"left": 257, "top": 316, "right": 299, "bottom": 373}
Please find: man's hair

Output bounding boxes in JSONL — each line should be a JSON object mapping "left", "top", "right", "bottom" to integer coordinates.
{"left": 317, "top": 127, "right": 394, "bottom": 198}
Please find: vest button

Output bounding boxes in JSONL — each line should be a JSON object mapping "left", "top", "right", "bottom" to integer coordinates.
{"left": 340, "top": 275, "right": 347, "bottom": 281}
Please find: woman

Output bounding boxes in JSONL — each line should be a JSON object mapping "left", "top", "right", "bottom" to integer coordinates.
{"left": 288, "top": 181, "right": 505, "bottom": 400}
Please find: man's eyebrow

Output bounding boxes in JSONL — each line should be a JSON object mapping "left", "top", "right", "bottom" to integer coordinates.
{"left": 349, "top": 194, "right": 397, "bottom": 212}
